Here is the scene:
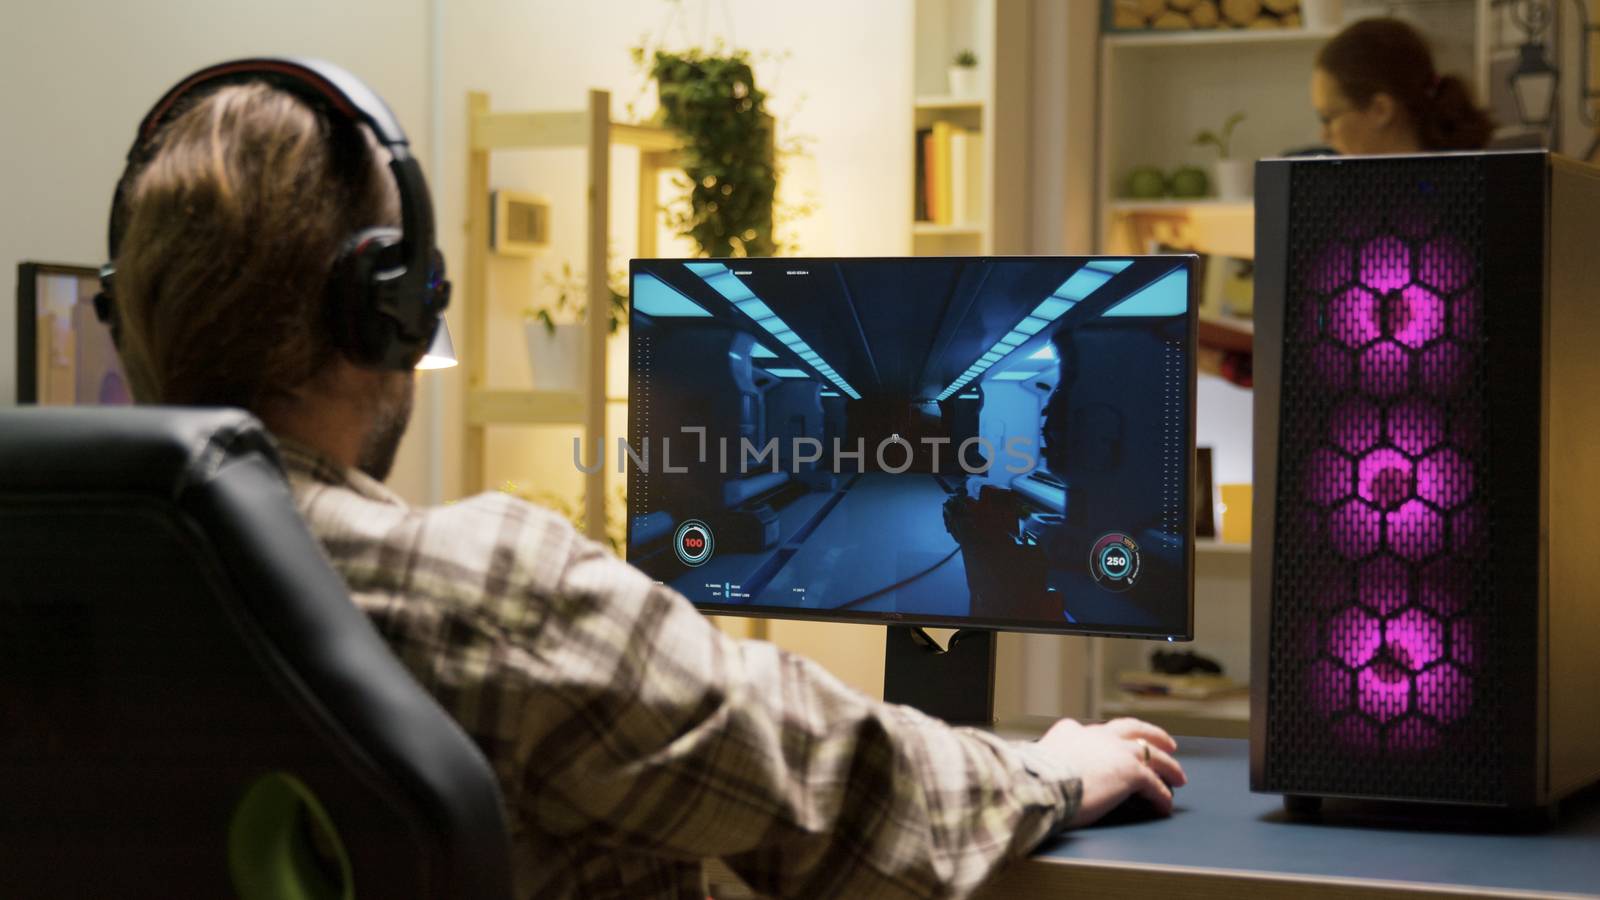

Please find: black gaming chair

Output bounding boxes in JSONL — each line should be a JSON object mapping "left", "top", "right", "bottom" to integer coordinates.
{"left": 0, "top": 407, "right": 512, "bottom": 899}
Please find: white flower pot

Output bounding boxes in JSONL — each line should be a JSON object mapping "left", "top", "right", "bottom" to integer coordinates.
{"left": 1213, "top": 158, "right": 1253, "bottom": 201}
{"left": 524, "top": 321, "right": 584, "bottom": 393}
{"left": 947, "top": 66, "right": 980, "bottom": 97}
{"left": 1300, "top": 0, "right": 1343, "bottom": 31}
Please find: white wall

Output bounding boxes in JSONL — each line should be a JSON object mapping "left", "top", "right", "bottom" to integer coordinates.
{"left": 0, "top": 0, "right": 435, "bottom": 500}
{"left": 1197, "top": 371, "right": 1253, "bottom": 489}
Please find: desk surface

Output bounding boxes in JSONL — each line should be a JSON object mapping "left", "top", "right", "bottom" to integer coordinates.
{"left": 984, "top": 736, "right": 1600, "bottom": 899}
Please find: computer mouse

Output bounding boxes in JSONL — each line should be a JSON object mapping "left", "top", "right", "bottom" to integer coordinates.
{"left": 1093, "top": 792, "right": 1172, "bottom": 827}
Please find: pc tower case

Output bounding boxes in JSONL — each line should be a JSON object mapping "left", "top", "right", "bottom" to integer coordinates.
{"left": 1251, "top": 150, "right": 1600, "bottom": 811}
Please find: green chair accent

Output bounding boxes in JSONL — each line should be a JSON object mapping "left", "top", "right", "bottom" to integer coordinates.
{"left": 229, "top": 772, "right": 353, "bottom": 900}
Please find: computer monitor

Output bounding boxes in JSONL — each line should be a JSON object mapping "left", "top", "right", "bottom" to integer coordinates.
{"left": 627, "top": 252, "right": 1195, "bottom": 627}
{"left": 15, "top": 262, "right": 130, "bottom": 405}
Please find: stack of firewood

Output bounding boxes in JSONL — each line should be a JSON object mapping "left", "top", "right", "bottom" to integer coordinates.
{"left": 1111, "top": 0, "right": 1303, "bottom": 30}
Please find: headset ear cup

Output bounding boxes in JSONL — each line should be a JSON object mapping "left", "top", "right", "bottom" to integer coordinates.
{"left": 329, "top": 227, "right": 404, "bottom": 367}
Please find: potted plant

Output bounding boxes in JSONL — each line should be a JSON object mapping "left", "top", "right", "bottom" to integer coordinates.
{"left": 644, "top": 47, "right": 778, "bottom": 257}
{"left": 522, "top": 260, "right": 627, "bottom": 393}
{"left": 948, "top": 49, "right": 979, "bottom": 97}
{"left": 1193, "top": 111, "right": 1250, "bottom": 200}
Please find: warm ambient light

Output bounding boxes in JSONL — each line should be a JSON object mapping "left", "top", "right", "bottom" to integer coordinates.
{"left": 416, "top": 319, "right": 459, "bottom": 370}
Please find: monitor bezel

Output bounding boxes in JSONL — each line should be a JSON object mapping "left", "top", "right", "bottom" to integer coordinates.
{"left": 15, "top": 261, "right": 102, "bottom": 405}
{"left": 626, "top": 254, "right": 1198, "bottom": 641}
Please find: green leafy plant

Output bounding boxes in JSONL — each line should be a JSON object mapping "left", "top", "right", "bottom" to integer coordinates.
{"left": 523, "top": 258, "right": 628, "bottom": 336}
{"left": 1193, "top": 111, "right": 1247, "bottom": 160}
{"left": 953, "top": 49, "right": 978, "bottom": 67}
{"left": 640, "top": 45, "right": 777, "bottom": 257}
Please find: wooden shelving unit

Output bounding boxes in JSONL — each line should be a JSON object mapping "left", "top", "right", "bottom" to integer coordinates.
{"left": 1095, "top": 24, "right": 1333, "bottom": 260}
{"left": 1103, "top": 200, "right": 1255, "bottom": 259}
{"left": 1103, "top": 26, "right": 1337, "bottom": 49}
{"left": 914, "top": 94, "right": 984, "bottom": 111}
{"left": 911, "top": 0, "right": 1030, "bottom": 256}
{"left": 1097, "top": 1, "right": 1489, "bottom": 257}
{"left": 463, "top": 89, "right": 682, "bottom": 541}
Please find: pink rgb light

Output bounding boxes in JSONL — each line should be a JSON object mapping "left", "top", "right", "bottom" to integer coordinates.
{"left": 1390, "top": 285, "right": 1445, "bottom": 349}
{"left": 1358, "top": 448, "right": 1414, "bottom": 509}
{"left": 1304, "top": 227, "right": 1482, "bottom": 755}
{"left": 1331, "top": 500, "right": 1382, "bottom": 558}
{"left": 1331, "top": 607, "right": 1382, "bottom": 668}
{"left": 1360, "top": 341, "right": 1411, "bottom": 397}
{"left": 1418, "top": 449, "right": 1473, "bottom": 510}
{"left": 1385, "top": 609, "right": 1444, "bottom": 671}
{"left": 1386, "top": 499, "right": 1444, "bottom": 562}
{"left": 1330, "top": 287, "right": 1380, "bottom": 348}
{"left": 1360, "top": 236, "right": 1411, "bottom": 293}
{"left": 1387, "top": 399, "right": 1444, "bottom": 456}
{"left": 1358, "top": 663, "right": 1411, "bottom": 722}
{"left": 1417, "top": 663, "right": 1472, "bottom": 723}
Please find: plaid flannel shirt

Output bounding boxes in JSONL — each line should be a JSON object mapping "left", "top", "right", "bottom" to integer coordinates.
{"left": 277, "top": 440, "right": 1080, "bottom": 899}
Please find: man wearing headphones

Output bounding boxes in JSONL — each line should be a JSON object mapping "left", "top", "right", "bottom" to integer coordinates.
{"left": 101, "top": 59, "right": 1184, "bottom": 899}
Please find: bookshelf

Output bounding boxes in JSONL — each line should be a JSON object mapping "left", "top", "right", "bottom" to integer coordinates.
{"left": 911, "top": 0, "right": 1030, "bottom": 256}
{"left": 1095, "top": 27, "right": 1333, "bottom": 258}
{"left": 463, "top": 89, "right": 682, "bottom": 542}
{"left": 1096, "top": 1, "right": 1489, "bottom": 257}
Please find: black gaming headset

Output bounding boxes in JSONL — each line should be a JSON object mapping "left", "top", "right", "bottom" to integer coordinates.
{"left": 97, "top": 57, "right": 450, "bottom": 371}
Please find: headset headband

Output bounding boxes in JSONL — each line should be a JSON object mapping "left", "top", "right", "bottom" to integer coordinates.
{"left": 106, "top": 57, "right": 445, "bottom": 366}
{"left": 114, "top": 58, "right": 432, "bottom": 265}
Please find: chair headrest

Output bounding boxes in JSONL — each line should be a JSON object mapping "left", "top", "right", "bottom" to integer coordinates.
{"left": 0, "top": 406, "right": 279, "bottom": 498}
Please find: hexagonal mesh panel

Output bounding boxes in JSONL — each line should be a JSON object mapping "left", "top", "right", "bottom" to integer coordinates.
{"left": 1266, "top": 156, "right": 1506, "bottom": 804}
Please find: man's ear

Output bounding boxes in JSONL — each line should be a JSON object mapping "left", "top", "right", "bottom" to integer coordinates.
{"left": 1368, "top": 92, "right": 1399, "bottom": 128}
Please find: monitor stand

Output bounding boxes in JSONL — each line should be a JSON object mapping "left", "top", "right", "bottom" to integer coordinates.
{"left": 882, "top": 626, "right": 996, "bottom": 726}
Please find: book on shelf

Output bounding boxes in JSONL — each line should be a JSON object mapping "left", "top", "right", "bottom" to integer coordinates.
{"left": 913, "top": 122, "right": 982, "bottom": 227}
{"left": 921, "top": 126, "right": 934, "bottom": 220}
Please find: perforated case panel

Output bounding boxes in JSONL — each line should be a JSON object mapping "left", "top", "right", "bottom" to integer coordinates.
{"left": 1265, "top": 156, "right": 1513, "bottom": 804}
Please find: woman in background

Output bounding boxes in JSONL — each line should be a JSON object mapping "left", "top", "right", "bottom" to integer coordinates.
{"left": 1313, "top": 18, "right": 1494, "bottom": 155}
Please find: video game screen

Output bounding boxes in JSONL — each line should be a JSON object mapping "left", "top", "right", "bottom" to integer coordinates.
{"left": 626, "top": 256, "right": 1195, "bottom": 638}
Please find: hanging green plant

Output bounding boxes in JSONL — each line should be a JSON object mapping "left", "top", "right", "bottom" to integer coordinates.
{"left": 644, "top": 47, "right": 777, "bottom": 258}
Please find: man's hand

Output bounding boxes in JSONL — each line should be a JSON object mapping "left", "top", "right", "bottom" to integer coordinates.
{"left": 1035, "top": 717, "right": 1187, "bottom": 828}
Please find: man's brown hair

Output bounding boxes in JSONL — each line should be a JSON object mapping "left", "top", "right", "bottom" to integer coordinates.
{"left": 111, "top": 82, "right": 395, "bottom": 411}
